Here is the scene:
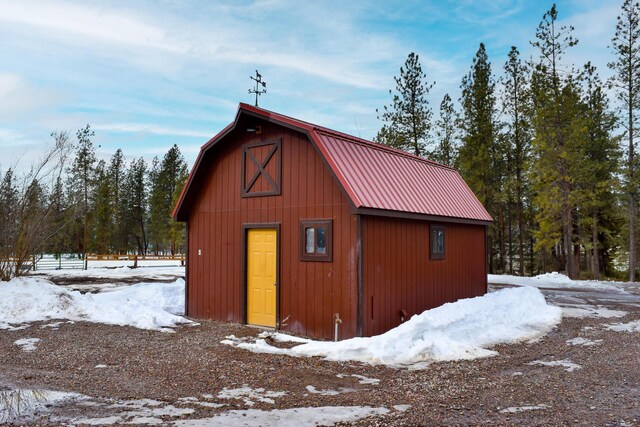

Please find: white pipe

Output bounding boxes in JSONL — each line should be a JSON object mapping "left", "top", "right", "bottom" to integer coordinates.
{"left": 333, "top": 313, "right": 342, "bottom": 342}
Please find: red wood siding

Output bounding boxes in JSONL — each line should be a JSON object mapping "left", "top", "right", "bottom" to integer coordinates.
{"left": 362, "top": 215, "right": 486, "bottom": 337}
{"left": 187, "top": 118, "right": 357, "bottom": 339}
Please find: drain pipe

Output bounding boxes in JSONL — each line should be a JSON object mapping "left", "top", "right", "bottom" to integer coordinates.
{"left": 333, "top": 313, "right": 342, "bottom": 342}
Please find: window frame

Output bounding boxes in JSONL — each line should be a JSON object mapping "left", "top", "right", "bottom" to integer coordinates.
{"left": 430, "top": 224, "right": 446, "bottom": 260}
{"left": 300, "top": 219, "right": 333, "bottom": 262}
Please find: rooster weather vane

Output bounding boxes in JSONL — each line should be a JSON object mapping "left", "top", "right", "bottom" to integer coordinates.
{"left": 248, "top": 70, "right": 267, "bottom": 107}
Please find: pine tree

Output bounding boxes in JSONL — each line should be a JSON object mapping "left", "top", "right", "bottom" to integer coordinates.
{"left": 609, "top": 0, "right": 640, "bottom": 281}
{"left": 431, "top": 93, "right": 458, "bottom": 167}
{"left": 108, "top": 149, "right": 127, "bottom": 254}
{"left": 92, "top": 160, "right": 112, "bottom": 254}
{"left": 458, "top": 43, "right": 500, "bottom": 271}
{"left": 68, "top": 125, "right": 96, "bottom": 260}
{"left": 148, "top": 145, "right": 188, "bottom": 255}
{"left": 530, "top": 4, "right": 580, "bottom": 277}
{"left": 501, "top": 46, "right": 532, "bottom": 275}
{"left": 376, "top": 52, "right": 435, "bottom": 156}
{"left": 123, "top": 158, "right": 149, "bottom": 255}
{"left": 579, "top": 63, "right": 622, "bottom": 279}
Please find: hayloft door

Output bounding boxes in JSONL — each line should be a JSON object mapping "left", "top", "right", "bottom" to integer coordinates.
{"left": 247, "top": 228, "right": 277, "bottom": 327}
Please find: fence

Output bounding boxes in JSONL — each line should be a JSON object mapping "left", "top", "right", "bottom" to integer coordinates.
{"left": 33, "top": 255, "right": 85, "bottom": 271}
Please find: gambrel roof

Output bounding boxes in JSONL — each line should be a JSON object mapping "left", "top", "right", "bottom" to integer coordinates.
{"left": 173, "top": 103, "right": 492, "bottom": 224}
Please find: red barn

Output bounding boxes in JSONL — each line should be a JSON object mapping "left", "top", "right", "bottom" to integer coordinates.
{"left": 173, "top": 103, "right": 492, "bottom": 340}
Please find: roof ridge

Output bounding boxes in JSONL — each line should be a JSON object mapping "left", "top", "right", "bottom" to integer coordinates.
{"left": 312, "top": 127, "right": 455, "bottom": 171}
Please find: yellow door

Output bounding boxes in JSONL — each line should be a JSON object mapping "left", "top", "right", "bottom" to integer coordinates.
{"left": 247, "top": 229, "right": 277, "bottom": 327}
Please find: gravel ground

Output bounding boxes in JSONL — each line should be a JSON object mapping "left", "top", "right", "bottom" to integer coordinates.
{"left": 1, "top": 284, "right": 639, "bottom": 426}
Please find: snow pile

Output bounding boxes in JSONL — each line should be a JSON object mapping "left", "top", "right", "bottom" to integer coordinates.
{"left": 223, "top": 286, "right": 561, "bottom": 367}
{"left": 489, "top": 272, "right": 626, "bottom": 292}
{"left": 0, "top": 277, "right": 190, "bottom": 331}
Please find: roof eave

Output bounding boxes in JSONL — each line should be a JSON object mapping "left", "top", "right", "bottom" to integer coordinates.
{"left": 355, "top": 207, "right": 493, "bottom": 226}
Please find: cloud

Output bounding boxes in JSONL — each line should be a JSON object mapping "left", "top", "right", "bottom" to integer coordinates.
{"left": 0, "top": 0, "right": 409, "bottom": 89}
{"left": 0, "top": 73, "right": 60, "bottom": 120}
{"left": 92, "top": 123, "right": 213, "bottom": 139}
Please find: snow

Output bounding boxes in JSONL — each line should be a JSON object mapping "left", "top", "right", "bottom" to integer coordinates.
{"left": 223, "top": 286, "right": 561, "bottom": 367}
{"left": 14, "top": 338, "right": 40, "bottom": 351}
{"left": 172, "top": 406, "right": 390, "bottom": 427}
{"left": 566, "top": 337, "right": 602, "bottom": 346}
{"left": 305, "top": 385, "right": 356, "bottom": 396}
{"left": 217, "top": 387, "right": 286, "bottom": 406}
{"left": 604, "top": 319, "right": 640, "bottom": 332}
{"left": 500, "top": 404, "right": 549, "bottom": 413}
{"left": 0, "top": 389, "right": 86, "bottom": 423}
{"left": 560, "top": 304, "right": 628, "bottom": 319}
{"left": 489, "top": 272, "right": 628, "bottom": 292}
{"left": 529, "top": 359, "right": 582, "bottom": 372}
{"left": 0, "top": 277, "right": 190, "bottom": 331}
{"left": 33, "top": 262, "right": 185, "bottom": 289}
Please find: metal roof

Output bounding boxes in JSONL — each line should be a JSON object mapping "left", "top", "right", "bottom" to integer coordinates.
{"left": 173, "top": 103, "right": 492, "bottom": 224}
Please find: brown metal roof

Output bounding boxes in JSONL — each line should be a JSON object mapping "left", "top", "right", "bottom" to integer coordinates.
{"left": 173, "top": 103, "right": 492, "bottom": 224}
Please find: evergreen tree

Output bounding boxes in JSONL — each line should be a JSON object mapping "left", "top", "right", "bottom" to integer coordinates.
{"left": 92, "top": 160, "right": 112, "bottom": 254}
{"left": 529, "top": 4, "right": 580, "bottom": 277}
{"left": 609, "top": 0, "right": 640, "bottom": 281}
{"left": 148, "top": 146, "right": 188, "bottom": 255}
{"left": 68, "top": 125, "right": 96, "bottom": 258}
{"left": 579, "top": 63, "right": 622, "bottom": 279}
{"left": 123, "top": 158, "right": 149, "bottom": 255}
{"left": 458, "top": 43, "right": 500, "bottom": 271}
{"left": 501, "top": 46, "right": 533, "bottom": 275}
{"left": 108, "top": 149, "right": 127, "bottom": 254}
{"left": 376, "top": 52, "right": 435, "bottom": 156}
{"left": 431, "top": 93, "right": 458, "bottom": 166}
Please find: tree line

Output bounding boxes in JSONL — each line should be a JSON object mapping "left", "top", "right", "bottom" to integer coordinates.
{"left": 0, "top": 125, "right": 188, "bottom": 279}
{"left": 376, "top": 1, "right": 640, "bottom": 281}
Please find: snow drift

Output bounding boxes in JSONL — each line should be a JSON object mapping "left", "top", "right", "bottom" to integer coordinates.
{"left": 0, "top": 277, "right": 190, "bottom": 331}
{"left": 223, "top": 286, "right": 561, "bottom": 367}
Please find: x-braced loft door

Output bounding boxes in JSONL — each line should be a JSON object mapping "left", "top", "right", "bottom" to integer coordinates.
{"left": 246, "top": 228, "right": 277, "bottom": 327}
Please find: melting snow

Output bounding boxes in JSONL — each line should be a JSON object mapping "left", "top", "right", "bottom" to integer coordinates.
{"left": 305, "top": 385, "right": 356, "bottom": 396}
{"left": 0, "top": 277, "right": 190, "bottom": 331}
{"left": 560, "top": 304, "right": 627, "bottom": 319}
{"left": 223, "top": 287, "right": 561, "bottom": 367}
{"left": 529, "top": 359, "right": 582, "bottom": 372}
{"left": 500, "top": 404, "right": 549, "bottom": 413}
{"left": 217, "top": 386, "right": 286, "bottom": 406}
{"left": 489, "top": 272, "right": 627, "bottom": 292}
{"left": 172, "top": 406, "right": 390, "bottom": 427}
{"left": 566, "top": 337, "right": 602, "bottom": 346}
{"left": 14, "top": 338, "right": 40, "bottom": 351}
{"left": 604, "top": 319, "right": 640, "bottom": 332}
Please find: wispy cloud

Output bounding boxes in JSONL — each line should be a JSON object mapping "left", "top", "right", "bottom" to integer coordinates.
{"left": 92, "top": 123, "right": 213, "bottom": 139}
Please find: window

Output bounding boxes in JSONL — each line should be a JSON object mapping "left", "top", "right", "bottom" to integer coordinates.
{"left": 300, "top": 219, "right": 333, "bottom": 261}
{"left": 430, "top": 224, "right": 445, "bottom": 260}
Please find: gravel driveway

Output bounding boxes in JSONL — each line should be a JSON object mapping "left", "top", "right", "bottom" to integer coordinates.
{"left": 1, "top": 282, "right": 639, "bottom": 426}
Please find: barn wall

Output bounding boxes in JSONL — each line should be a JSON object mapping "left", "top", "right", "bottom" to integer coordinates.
{"left": 186, "top": 119, "right": 358, "bottom": 340}
{"left": 362, "top": 215, "right": 486, "bottom": 337}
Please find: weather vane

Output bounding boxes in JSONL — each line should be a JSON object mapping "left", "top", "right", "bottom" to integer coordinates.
{"left": 248, "top": 70, "right": 267, "bottom": 107}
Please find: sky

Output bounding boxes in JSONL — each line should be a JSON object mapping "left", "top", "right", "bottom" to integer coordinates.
{"left": 0, "top": 0, "right": 622, "bottom": 171}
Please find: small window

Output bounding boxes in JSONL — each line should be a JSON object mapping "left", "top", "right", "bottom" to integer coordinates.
{"left": 430, "top": 224, "right": 445, "bottom": 260}
{"left": 300, "top": 219, "right": 332, "bottom": 261}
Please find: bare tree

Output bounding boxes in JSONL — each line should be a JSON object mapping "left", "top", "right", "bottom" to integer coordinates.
{"left": 0, "top": 132, "right": 71, "bottom": 281}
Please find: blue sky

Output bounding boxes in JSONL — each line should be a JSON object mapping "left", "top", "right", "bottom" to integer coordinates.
{"left": 0, "top": 0, "right": 621, "bottom": 170}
